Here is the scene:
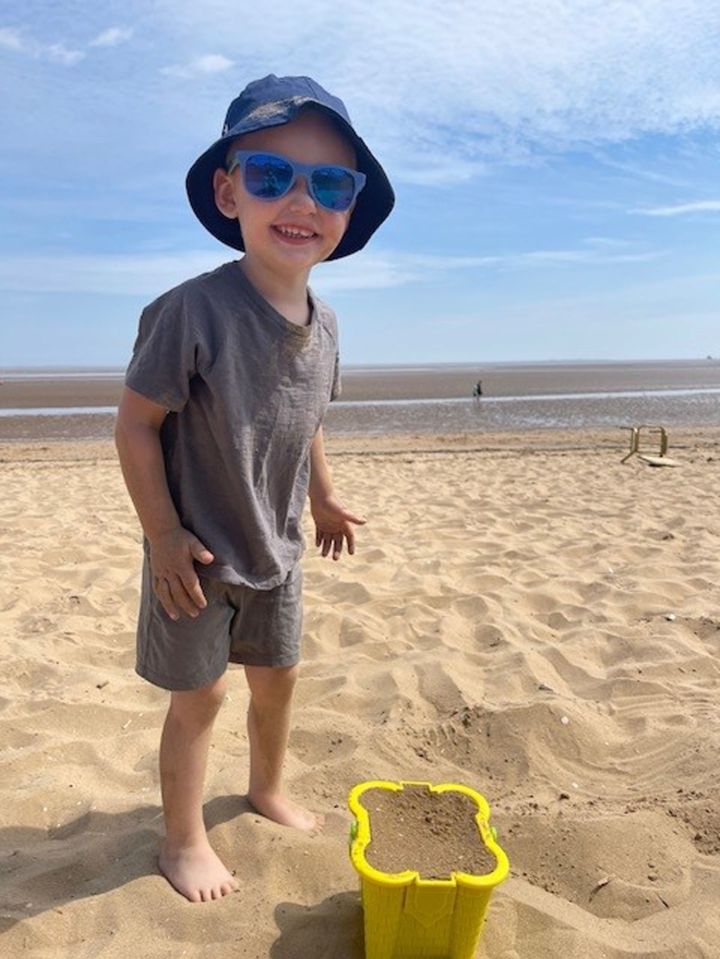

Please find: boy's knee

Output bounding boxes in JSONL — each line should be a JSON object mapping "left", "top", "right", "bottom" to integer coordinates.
{"left": 169, "top": 674, "right": 228, "bottom": 722}
{"left": 245, "top": 664, "right": 298, "bottom": 708}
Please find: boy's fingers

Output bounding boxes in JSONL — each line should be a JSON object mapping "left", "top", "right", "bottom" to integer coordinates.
{"left": 191, "top": 539, "right": 215, "bottom": 564}
{"left": 154, "top": 577, "right": 179, "bottom": 621}
{"left": 181, "top": 572, "right": 208, "bottom": 610}
{"left": 332, "top": 533, "right": 343, "bottom": 560}
{"left": 167, "top": 573, "right": 201, "bottom": 618}
{"left": 191, "top": 580, "right": 208, "bottom": 609}
{"left": 315, "top": 524, "right": 358, "bottom": 559}
{"left": 344, "top": 512, "right": 366, "bottom": 526}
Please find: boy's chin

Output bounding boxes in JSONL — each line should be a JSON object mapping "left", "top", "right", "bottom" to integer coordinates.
{"left": 258, "top": 237, "right": 339, "bottom": 270}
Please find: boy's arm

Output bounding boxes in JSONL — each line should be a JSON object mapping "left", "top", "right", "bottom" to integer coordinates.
{"left": 308, "top": 426, "right": 365, "bottom": 560}
{"left": 115, "top": 386, "right": 214, "bottom": 620}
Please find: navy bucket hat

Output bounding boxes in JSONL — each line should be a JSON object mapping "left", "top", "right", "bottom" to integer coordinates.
{"left": 186, "top": 74, "right": 395, "bottom": 260}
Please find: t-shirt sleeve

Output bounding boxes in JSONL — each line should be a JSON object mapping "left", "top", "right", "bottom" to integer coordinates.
{"left": 330, "top": 351, "right": 341, "bottom": 401}
{"left": 125, "top": 290, "right": 198, "bottom": 412}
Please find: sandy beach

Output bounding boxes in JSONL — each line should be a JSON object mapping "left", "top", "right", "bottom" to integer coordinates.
{"left": 1, "top": 428, "right": 719, "bottom": 958}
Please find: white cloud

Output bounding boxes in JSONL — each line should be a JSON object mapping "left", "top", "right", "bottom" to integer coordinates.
{"left": 0, "top": 26, "right": 84, "bottom": 64}
{"left": 312, "top": 244, "right": 665, "bottom": 293}
{"left": 0, "top": 27, "right": 23, "bottom": 50}
{"left": 161, "top": 53, "right": 234, "bottom": 78}
{"left": 0, "top": 242, "right": 664, "bottom": 298}
{"left": 195, "top": 54, "right": 233, "bottom": 73}
{"left": 583, "top": 237, "right": 635, "bottom": 249}
{"left": 6, "top": 3, "right": 720, "bottom": 189}
{"left": 390, "top": 158, "right": 489, "bottom": 187}
{"left": 0, "top": 252, "right": 227, "bottom": 296}
{"left": 521, "top": 249, "right": 662, "bottom": 265}
{"left": 314, "top": 252, "right": 430, "bottom": 292}
{"left": 45, "top": 43, "right": 85, "bottom": 66}
{"left": 632, "top": 200, "right": 720, "bottom": 217}
{"left": 89, "top": 27, "right": 134, "bottom": 48}
{"left": 149, "top": 0, "right": 720, "bottom": 171}
{"left": 594, "top": 155, "right": 694, "bottom": 189}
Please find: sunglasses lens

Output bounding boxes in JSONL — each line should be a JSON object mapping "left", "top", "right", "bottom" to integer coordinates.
{"left": 311, "top": 167, "right": 356, "bottom": 211}
{"left": 244, "top": 154, "right": 293, "bottom": 199}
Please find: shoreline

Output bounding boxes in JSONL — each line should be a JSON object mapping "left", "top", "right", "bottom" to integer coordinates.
{"left": 2, "top": 360, "right": 718, "bottom": 443}
{"left": 2, "top": 425, "right": 718, "bottom": 462}
{"left": 2, "top": 359, "right": 720, "bottom": 410}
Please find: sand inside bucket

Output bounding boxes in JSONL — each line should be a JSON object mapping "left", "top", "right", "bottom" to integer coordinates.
{"left": 362, "top": 785, "right": 498, "bottom": 879}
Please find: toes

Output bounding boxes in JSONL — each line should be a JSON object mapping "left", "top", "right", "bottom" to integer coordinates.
{"left": 187, "top": 883, "right": 233, "bottom": 902}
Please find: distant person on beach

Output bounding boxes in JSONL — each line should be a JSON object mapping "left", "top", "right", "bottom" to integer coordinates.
{"left": 114, "top": 76, "right": 394, "bottom": 902}
{"left": 473, "top": 379, "right": 483, "bottom": 398}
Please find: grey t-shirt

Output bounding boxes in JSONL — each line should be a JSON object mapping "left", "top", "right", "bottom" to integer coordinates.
{"left": 125, "top": 260, "right": 340, "bottom": 589}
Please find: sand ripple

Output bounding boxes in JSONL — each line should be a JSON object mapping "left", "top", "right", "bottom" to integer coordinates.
{"left": 1, "top": 433, "right": 719, "bottom": 957}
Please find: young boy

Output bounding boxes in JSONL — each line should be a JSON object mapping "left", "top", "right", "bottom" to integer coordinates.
{"left": 115, "top": 75, "right": 394, "bottom": 903}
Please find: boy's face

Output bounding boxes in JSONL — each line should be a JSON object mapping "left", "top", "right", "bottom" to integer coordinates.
{"left": 213, "top": 110, "right": 356, "bottom": 276}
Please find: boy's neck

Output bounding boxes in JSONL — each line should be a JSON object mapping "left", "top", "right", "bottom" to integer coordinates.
{"left": 238, "top": 256, "right": 312, "bottom": 327}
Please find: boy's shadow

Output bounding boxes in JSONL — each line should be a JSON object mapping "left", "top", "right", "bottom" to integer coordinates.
{"left": 270, "top": 892, "right": 364, "bottom": 959}
{"left": 0, "top": 793, "right": 251, "bottom": 931}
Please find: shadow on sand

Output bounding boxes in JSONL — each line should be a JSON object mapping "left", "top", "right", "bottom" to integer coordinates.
{"left": 270, "top": 891, "right": 364, "bottom": 959}
{"left": 0, "top": 793, "right": 254, "bottom": 931}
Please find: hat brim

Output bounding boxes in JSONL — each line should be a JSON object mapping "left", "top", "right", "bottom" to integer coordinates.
{"left": 185, "top": 106, "right": 394, "bottom": 261}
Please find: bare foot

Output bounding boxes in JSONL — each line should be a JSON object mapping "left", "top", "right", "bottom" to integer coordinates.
{"left": 159, "top": 837, "right": 239, "bottom": 902}
{"left": 248, "top": 792, "right": 325, "bottom": 832}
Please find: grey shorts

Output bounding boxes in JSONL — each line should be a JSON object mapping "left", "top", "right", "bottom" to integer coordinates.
{"left": 136, "top": 559, "right": 303, "bottom": 691}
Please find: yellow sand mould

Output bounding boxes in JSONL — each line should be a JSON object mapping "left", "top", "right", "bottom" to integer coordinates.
{"left": 348, "top": 780, "right": 509, "bottom": 959}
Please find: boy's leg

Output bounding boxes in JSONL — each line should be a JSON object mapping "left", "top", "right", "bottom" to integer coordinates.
{"left": 244, "top": 664, "right": 323, "bottom": 831}
{"left": 158, "top": 674, "right": 239, "bottom": 902}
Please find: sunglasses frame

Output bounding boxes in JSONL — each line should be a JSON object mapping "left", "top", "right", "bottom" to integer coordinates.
{"left": 226, "top": 150, "right": 366, "bottom": 212}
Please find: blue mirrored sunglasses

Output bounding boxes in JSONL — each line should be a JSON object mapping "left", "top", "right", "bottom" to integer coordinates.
{"left": 226, "top": 150, "right": 366, "bottom": 212}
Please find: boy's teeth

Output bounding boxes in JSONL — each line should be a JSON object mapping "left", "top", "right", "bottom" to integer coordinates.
{"left": 276, "top": 226, "right": 314, "bottom": 238}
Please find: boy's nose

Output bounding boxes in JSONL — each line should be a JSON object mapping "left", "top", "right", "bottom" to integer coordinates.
{"left": 287, "top": 174, "right": 317, "bottom": 210}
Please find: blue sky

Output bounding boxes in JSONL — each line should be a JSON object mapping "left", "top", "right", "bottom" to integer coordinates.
{"left": 1, "top": 0, "right": 719, "bottom": 366}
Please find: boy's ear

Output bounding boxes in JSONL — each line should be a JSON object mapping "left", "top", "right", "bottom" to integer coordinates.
{"left": 213, "top": 168, "right": 239, "bottom": 220}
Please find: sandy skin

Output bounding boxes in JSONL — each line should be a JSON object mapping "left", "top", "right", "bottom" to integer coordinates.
{"left": 159, "top": 838, "right": 238, "bottom": 903}
{"left": 159, "top": 795, "right": 324, "bottom": 903}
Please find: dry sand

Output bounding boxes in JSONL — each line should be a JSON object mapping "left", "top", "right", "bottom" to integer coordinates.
{"left": 1, "top": 428, "right": 719, "bottom": 958}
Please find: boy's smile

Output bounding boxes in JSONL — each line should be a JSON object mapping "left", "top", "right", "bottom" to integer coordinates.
{"left": 273, "top": 225, "right": 316, "bottom": 241}
{"left": 213, "top": 110, "right": 356, "bottom": 282}
{"left": 271, "top": 221, "right": 319, "bottom": 246}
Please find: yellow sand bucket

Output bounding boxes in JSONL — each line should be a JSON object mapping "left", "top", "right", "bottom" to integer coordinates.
{"left": 348, "top": 780, "right": 509, "bottom": 959}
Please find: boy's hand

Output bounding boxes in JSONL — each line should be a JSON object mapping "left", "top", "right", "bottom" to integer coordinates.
{"left": 310, "top": 495, "right": 366, "bottom": 561}
{"left": 148, "top": 527, "right": 215, "bottom": 621}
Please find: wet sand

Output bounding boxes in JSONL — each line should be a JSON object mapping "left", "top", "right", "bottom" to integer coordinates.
{"left": 2, "top": 360, "right": 720, "bottom": 408}
{"left": 339, "top": 359, "right": 720, "bottom": 401}
{"left": 0, "top": 378, "right": 123, "bottom": 410}
{"left": 1, "top": 361, "right": 719, "bottom": 442}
